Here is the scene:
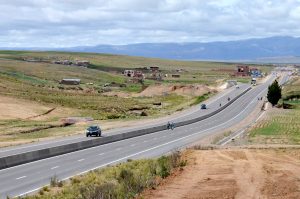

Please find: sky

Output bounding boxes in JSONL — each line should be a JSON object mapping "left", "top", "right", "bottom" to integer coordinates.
{"left": 1, "top": 0, "right": 300, "bottom": 47}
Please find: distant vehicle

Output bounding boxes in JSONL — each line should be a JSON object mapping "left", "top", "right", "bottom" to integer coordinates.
{"left": 236, "top": 85, "right": 240, "bottom": 89}
{"left": 201, "top": 104, "right": 207, "bottom": 109}
{"left": 251, "top": 78, "right": 257, "bottom": 85}
{"left": 167, "top": 122, "right": 175, "bottom": 130}
{"left": 86, "top": 125, "right": 101, "bottom": 137}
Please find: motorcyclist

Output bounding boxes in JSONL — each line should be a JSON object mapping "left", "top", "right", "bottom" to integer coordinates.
{"left": 167, "top": 122, "right": 175, "bottom": 130}
{"left": 171, "top": 122, "right": 175, "bottom": 130}
{"left": 167, "top": 122, "right": 171, "bottom": 130}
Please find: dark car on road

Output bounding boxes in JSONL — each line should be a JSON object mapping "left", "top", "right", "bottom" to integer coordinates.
{"left": 86, "top": 125, "right": 101, "bottom": 137}
{"left": 200, "top": 104, "right": 207, "bottom": 109}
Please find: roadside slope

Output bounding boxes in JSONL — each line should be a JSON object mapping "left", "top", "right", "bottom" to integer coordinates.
{"left": 142, "top": 148, "right": 300, "bottom": 199}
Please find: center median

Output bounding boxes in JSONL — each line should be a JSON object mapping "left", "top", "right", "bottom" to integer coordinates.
{"left": 0, "top": 87, "right": 251, "bottom": 170}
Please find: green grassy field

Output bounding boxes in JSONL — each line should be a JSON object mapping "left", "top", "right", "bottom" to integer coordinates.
{"left": 0, "top": 50, "right": 271, "bottom": 146}
{"left": 0, "top": 50, "right": 271, "bottom": 85}
{"left": 0, "top": 50, "right": 252, "bottom": 120}
{"left": 249, "top": 76, "right": 300, "bottom": 144}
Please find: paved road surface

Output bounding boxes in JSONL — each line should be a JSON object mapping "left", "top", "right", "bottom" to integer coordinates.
{"left": 0, "top": 84, "right": 249, "bottom": 158}
{"left": 0, "top": 75, "right": 283, "bottom": 198}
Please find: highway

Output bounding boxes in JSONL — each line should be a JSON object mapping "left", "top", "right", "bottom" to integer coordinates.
{"left": 0, "top": 75, "right": 279, "bottom": 198}
{"left": 0, "top": 84, "right": 249, "bottom": 158}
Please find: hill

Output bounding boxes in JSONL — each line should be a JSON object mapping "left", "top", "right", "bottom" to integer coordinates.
{"left": 3, "top": 36, "right": 300, "bottom": 62}
{"left": 0, "top": 50, "right": 262, "bottom": 147}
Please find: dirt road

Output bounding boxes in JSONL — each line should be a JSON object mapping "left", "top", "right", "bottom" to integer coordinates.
{"left": 143, "top": 149, "right": 300, "bottom": 199}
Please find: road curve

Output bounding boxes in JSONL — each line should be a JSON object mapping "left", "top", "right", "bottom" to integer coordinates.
{"left": 0, "top": 84, "right": 250, "bottom": 158}
{"left": 0, "top": 76, "right": 279, "bottom": 198}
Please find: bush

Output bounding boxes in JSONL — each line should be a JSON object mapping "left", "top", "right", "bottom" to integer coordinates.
{"left": 107, "top": 114, "right": 123, "bottom": 119}
{"left": 50, "top": 175, "right": 58, "bottom": 187}
{"left": 169, "top": 151, "right": 181, "bottom": 168}
{"left": 141, "top": 111, "right": 148, "bottom": 116}
{"left": 42, "top": 186, "right": 49, "bottom": 192}
{"left": 71, "top": 177, "right": 81, "bottom": 184}
{"left": 157, "top": 156, "right": 171, "bottom": 178}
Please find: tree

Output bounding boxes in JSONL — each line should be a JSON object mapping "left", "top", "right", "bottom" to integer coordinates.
{"left": 267, "top": 80, "right": 282, "bottom": 106}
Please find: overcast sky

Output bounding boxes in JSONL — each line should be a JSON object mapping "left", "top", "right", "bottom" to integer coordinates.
{"left": 1, "top": 0, "right": 300, "bottom": 47}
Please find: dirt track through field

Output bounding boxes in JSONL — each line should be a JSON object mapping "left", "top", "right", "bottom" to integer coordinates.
{"left": 143, "top": 149, "right": 300, "bottom": 199}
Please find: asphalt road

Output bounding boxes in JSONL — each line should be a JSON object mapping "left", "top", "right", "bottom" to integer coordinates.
{"left": 0, "top": 75, "right": 280, "bottom": 198}
{"left": 0, "top": 83, "right": 250, "bottom": 158}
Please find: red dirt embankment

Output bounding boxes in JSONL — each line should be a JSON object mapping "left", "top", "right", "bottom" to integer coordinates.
{"left": 104, "top": 84, "right": 215, "bottom": 98}
{"left": 142, "top": 149, "right": 300, "bottom": 199}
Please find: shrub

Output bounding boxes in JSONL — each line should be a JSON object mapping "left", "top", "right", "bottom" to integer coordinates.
{"left": 50, "top": 175, "right": 58, "bottom": 187}
{"left": 71, "top": 177, "right": 81, "bottom": 184}
{"left": 157, "top": 156, "right": 171, "bottom": 178}
{"left": 38, "top": 189, "right": 44, "bottom": 195}
{"left": 42, "top": 186, "right": 49, "bottom": 192}
{"left": 169, "top": 151, "right": 181, "bottom": 168}
{"left": 179, "top": 160, "right": 187, "bottom": 167}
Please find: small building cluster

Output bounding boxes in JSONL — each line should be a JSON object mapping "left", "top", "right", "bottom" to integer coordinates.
{"left": 53, "top": 60, "right": 90, "bottom": 67}
{"left": 236, "top": 65, "right": 250, "bottom": 76}
{"left": 123, "top": 66, "right": 164, "bottom": 82}
{"left": 250, "top": 68, "right": 262, "bottom": 77}
{"left": 148, "top": 66, "right": 163, "bottom": 80}
{"left": 235, "top": 65, "right": 262, "bottom": 77}
{"left": 123, "top": 70, "right": 145, "bottom": 83}
{"left": 59, "top": 79, "right": 81, "bottom": 85}
{"left": 122, "top": 66, "right": 187, "bottom": 83}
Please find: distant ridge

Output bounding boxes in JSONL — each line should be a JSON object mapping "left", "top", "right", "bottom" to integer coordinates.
{"left": 1, "top": 36, "right": 300, "bottom": 62}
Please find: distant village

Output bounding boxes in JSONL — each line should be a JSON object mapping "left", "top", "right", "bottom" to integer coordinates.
{"left": 235, "top": 65, "right": 263, "bottom": 77}
{"left": 21, "top": 56, "right": 300, "bottom": 87}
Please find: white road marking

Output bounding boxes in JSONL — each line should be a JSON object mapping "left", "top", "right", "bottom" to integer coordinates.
{"left": 0, "top": 84, "right": 249, "bottom": 158}
{"left": 15, "top": 80, "right": 273, "bottom": 198}
{"left": 220, "top": 95, "right": 269, "bottom": 145}
{"left": 221, "top": 111, "right": 266, "bottom": 146}
{"left": 16, "top": 176, "right": 26, "bottom": 180}
{"left": 130, "top": 144, "right": 136, "bottom": 147}
{"left": 98, "top": 153, "right": 105, "bottom": 156}
{"left": 1, "top": 80, "right": 270, "bottom": 175}
{"left": 51, "top": 166, "right": 59, "bottom": 170}
{"left": 77, "top": 159, "right": 84, "bottom": 162}
{"left": 255, "top": 111, "right": 265, "bottom": 123}
{"left": 162, "top": 85, "right": 243, "bottom": 122}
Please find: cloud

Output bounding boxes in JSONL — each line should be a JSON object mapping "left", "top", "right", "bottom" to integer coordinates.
{"left": 0, "top": 0, "right": 300, "bottom": 47}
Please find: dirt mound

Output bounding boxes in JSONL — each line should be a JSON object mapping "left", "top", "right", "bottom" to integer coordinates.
{"left": 0, "top": 95, "right": 50, "bottom": 120}
{"left": 0, "top": 95, "right": 74, "bottom": 120}
{"left": 103, "top": 84, "right": 214, "bottom": 98}
{"left": 138, "top": 84, "right": 214, "bottom": 97}
{"left": 142, "top": 149, "right": 300, "bottom": 199}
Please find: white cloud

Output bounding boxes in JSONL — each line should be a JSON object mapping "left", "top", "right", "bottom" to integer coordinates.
{"left": 0, "top": 0, "right": 299, "bottom": 47}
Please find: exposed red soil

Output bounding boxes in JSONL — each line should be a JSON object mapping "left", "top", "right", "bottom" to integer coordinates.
{"left": 141, "top": 149, "right": 300, "bottom": 199}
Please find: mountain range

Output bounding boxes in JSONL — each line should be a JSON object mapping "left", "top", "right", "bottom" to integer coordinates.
{"left": 2, "top": 36, "right": 300, "bottom": 62}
